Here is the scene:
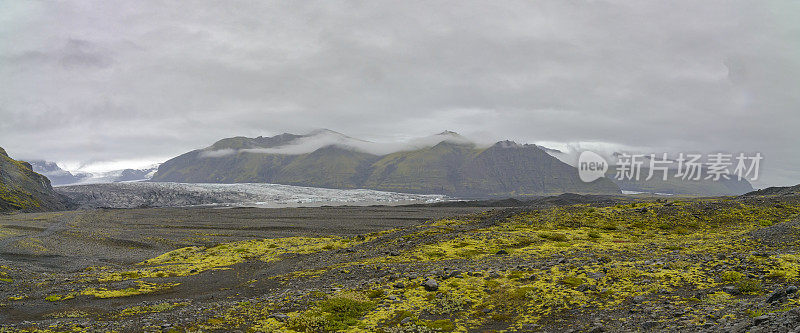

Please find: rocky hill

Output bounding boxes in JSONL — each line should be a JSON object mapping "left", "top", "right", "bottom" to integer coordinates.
{"left": 608, "top": 168, "right": 754, "bottom": 196}
{"left": 743, "top": 184, "right": 800, "bottom": 196}
{"left": 0, "top": 147, "right": 65, "bottom": 212}
{"left": 151, "top": 131, "right": 621, "bottom": 198}
{"left": 3, "top": 192, "right": 800, "bottom": 332}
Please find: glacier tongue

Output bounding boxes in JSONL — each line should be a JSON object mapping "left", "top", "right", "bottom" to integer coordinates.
{"left": 55, "top": 182, "right": 450, "bottom": 209}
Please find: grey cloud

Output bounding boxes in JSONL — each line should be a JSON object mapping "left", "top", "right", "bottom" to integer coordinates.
{"left": 199, "top": 130, "right": 482, "bottom": 157}
{"left": 199, "top": 149, "right": 236, "bottom": 158}
{"left": 3, "top": 38, "right": 112, "bottom": 69}
{"left": 0, "top": 0, "right": 798, "bottom": 188}
{"left": 59, "top": 38, "right": 113, "bottom": 69}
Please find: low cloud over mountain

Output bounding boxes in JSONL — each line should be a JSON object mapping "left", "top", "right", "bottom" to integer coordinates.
{"left": 2, "top": 1, "right": 798, "bottom": 188}
{"left": 153, "top": 131, "right": 621, "bottom": 198}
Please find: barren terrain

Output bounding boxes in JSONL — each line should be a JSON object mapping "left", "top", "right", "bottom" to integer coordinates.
{"left": 1, "top": 194, "right": 800, "bottom": 332}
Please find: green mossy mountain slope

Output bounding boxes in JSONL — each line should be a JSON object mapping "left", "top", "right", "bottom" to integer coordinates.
{"left": 152, "top": 134, "right": 621, "bottom": 198}
{"left": 0, "top": 146, "right": 65, "bottom": 212}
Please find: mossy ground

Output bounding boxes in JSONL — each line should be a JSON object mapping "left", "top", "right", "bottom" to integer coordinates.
{"left": 2, "top": 196, "right": 800, "bottom": 332}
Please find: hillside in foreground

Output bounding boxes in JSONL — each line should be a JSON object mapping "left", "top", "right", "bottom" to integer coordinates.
{"left": 2, "top": 189, "right": 800, "bottom": 332}
{"left": 0, "top": 147, "right": 64, "bottom": 212}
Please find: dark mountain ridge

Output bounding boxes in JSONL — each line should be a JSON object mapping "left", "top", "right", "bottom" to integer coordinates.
{"left": 152, "top": 131, "right": 621, "bottom": 198}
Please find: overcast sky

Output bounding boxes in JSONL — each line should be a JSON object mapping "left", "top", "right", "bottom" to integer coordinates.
{"left": 1, "top": 1, "right": 798, "bottom": 187}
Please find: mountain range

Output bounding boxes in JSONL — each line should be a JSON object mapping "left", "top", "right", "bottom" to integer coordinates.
{"left": 608, "top": 169, "right": 753, "bottom": 196}
{"left": 0, "top": 147, "right": 65, "bottom": 212}
{"left": 28, "top": 160, "right": 159, "bottom": 186}
{"left": 152, "top": 130, "right": 621, "bottom": 198}
{"left": 2, "top": 129, "right": 755, "bottom": 210}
